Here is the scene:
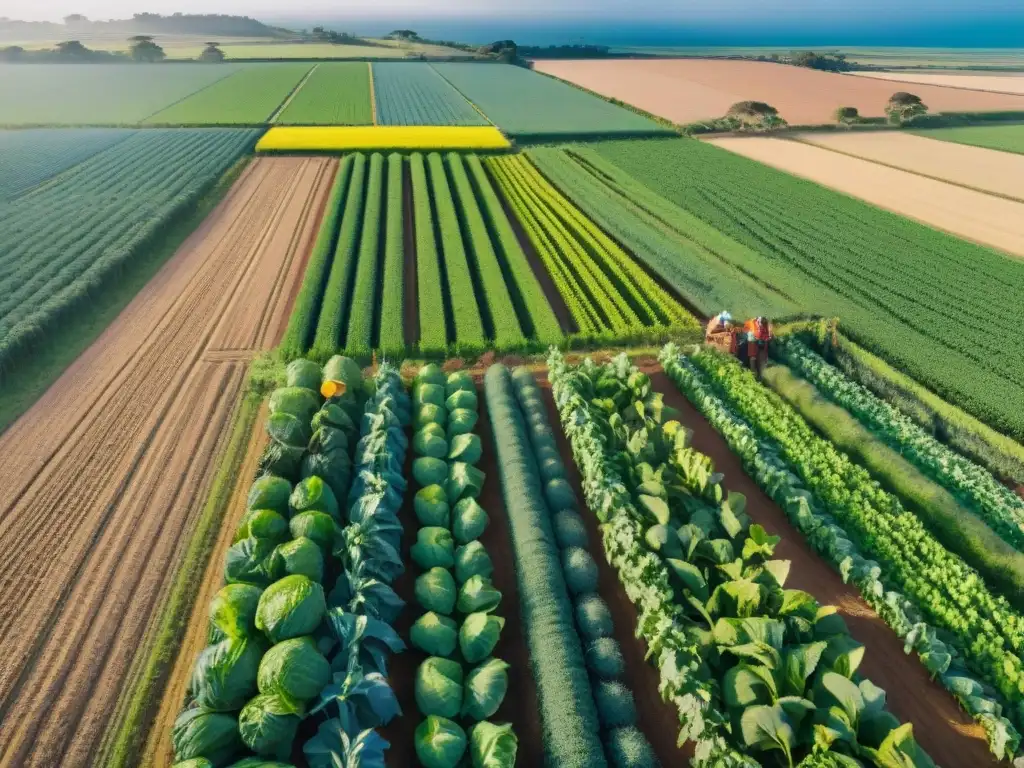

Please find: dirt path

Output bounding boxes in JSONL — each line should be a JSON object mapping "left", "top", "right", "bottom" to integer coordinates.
{"left": 382, "top": 379, "right": 543, "bottom": 766}
{"left": 0, "top": 157, "right": 336, "bottom": 768}
{"left": 793, "top": 130, "right": 1024, "bottom": 203}
{"left": 142, "top": 403, "right": 270, "bottom": 768}
{"left": 705, "top": 135, "right": 1024, "bottom": 260}
{"left": 537, "top": 377, "right": 693, "bottom": 764}
{"left": 651, "top": 372, "right": 994, "bottom": 766}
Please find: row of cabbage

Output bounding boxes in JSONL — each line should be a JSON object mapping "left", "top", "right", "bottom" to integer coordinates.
{"left": 171, "top": 356, "right": 410, "bottom": 768}
{"left": 659, "top": 344, "right": 1022, "bottom": 759}
{"left": 506, "top": 365, "right": 659, "bottom": 766}
{"left": 775, "top": 337, "right": 1024, "bottom": 551}
{"left": 548, "top": 348, "right": 936, "bottom": 767}
{"left": 407, "top": 363, "right": 518, "bottom": 767}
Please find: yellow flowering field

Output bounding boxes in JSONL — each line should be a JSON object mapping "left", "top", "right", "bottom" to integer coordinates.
{"left": 257, "top": 125, "right": 511, "bottom": 151}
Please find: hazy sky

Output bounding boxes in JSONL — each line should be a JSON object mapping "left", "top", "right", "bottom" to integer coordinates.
{"left": 14, "top": 0, "right": 1023, "bottom": 23}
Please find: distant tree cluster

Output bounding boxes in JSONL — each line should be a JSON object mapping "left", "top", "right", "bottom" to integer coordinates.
{"left": 886, "top": 92, "right": 929, "bottom": 122}
{"left": 518, "top": 44, "right": 611, "bottom": 59}
{"left": 310, "top": 26, "right": 377, "bottom": 46}
{"left": 727, "top": 101, "right": 787, "bottom": 129}
{"left": 787, "top": 51, "right": 856, "bottom": 72}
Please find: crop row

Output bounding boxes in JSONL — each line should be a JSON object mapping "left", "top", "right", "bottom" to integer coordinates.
{"left": 0, "top": 128, "right": 257, "bottom": 375}
{"left": 505, "top": 365, "right": 658, "bottom": 766}
{"left": 661, "top": 344, "right": 1023, "bottom": 757}
{"left": 587, "top": 137, "right": 1024, "bottom": 442}
{"left": 486, "top": 155, "right": 699, "bottom": 343}
{"left": 372, "top": 63, "right": 487, "bottom": 127}
{"left": 549, "top": 348, "right": 938, "bottom": 766}
{"left": 172, "top": 356, "right": 409, "bottom": 765}
{"left": 776, "top": 338, "right": 1024, "bottom": 552}
{"left": 274, "top": 63, "right": 373, "bottom": 126}
{"left": 287, "top": 152, "right": 562, "bottom": 360}
{"left": 526, "top": 146, "right": 794, "bottom": 322}
{"left": 408, "top": 364, "right": 517, "bottom": 767}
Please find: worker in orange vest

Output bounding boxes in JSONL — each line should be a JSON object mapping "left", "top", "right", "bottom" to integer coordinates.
{"left": 744, "top": 316, "right": 773, "bottom": 379}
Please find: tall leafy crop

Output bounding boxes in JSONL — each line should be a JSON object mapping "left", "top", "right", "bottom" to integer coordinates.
{"left": 590, "top": 137, "right": 1024, "bottom": 442}
{"left": 662, "top": 345, "right": 1024, "bottom": 755}
{"left": 445, "top": 153, "right": 524, "bottom": 350}
{"left": 311, "top": 154, "right": 367, "bottom": 359}
{"left": 345, "top": 153, "right": 385, "bottom": 356}
{"left": 483, "top": 364, "right": 607, "bottom": 767}
{"left": 465, "top": 155, "right": 562, "bottom": 345}
{"left": 410, "top": 153, "right": 448, "bottom": 355}
{"left": 426, "top": 152, "right": 485, "bottom": 353}
{"left": 549, "top": 349, "right": 939, "bottom": 767}
{"left": 777, "top": 338, "right": 1024, "bottom": 551}
{"left": 378, "top": 153, "right": 406, "bottom": 358}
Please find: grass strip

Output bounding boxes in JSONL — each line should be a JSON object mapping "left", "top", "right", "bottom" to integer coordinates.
{"left": 100, "top": 386, "right": 263, "bottom": 768}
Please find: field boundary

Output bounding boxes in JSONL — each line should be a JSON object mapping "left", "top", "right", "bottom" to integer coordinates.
{"left": 428, "top": 63, "right": 497, "bottom": 126}
{"left": 368, "top": 61, "right": 378, "bottom": 125}
{"left": 138, "top": 67, "right": 246, "bottom": 125}
{"left": 267, "top": 62, "right": 319, "bottom": 123}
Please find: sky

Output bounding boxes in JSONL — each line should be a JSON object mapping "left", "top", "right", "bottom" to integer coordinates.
{"left": 10, "top": 0, "right": 1024, "bottom": 23}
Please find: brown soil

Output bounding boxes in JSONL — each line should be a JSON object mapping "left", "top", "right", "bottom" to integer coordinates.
{"left": 0, "top": 157, "right": 337, "bottom": 768}
{"left": 650, "top": 372, "right": 995, "bottom": 766}
{"left": 533, "top": 58, "right": 1024, "bottom": 126}
{"left": 381, "top": 379, "right": 543, "bottom": 766}
{"left": 705, "top": 135, "right": 1024, "bottom": 259}
{"left": 536, "top": 375, "right": 694, "bottom": 764}
{"left": 402, "top": 159, "right": 420, "bottom": 349}
{"left": 142, "top": 403, "right": 270, "bottom": 768}
{"left": 486, "top": 165, "right": 577, "bottom": 335}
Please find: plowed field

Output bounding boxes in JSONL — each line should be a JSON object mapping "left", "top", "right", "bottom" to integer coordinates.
{"left": 533, "top": 59, "right": 1024, "bottom": 125}
{"left": 0, "top": 156, "right": 336, "bottom": 768}
{"left": 704, "top": 135, "right": 1024, "bottom": 258}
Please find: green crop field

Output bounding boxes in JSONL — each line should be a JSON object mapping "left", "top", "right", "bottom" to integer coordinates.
{"left": 0, "top": 128, "right": 257, "bottom": 373}
{"left": 573, "top": 136, "right": 1024, "bottom": 441}
{"left": 145, "top": 63, "right": 312, "bottom": 125}
{"left": 372, "top": 63, "right": 487, "bottom": 126}
{"left": 432, "top": 63, "right": 673, "bottom": 138}
{"left": 0, "top": 128, "right": 135, "bottom": 200}
{"left": 913, "top": 124, "right": 1024, "bottom": 155}
{"left": 0, "top": 63, "right": 244, "bottom": 125}
{"left": 274, "top": 62, "right": 373, "bottom": 125}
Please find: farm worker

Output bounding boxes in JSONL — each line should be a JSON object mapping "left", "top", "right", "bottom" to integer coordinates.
{"left": 744, "top": 316, "right": 774, "bottom": 379}
{"left": 705, "top": 310, "right": 733, "bottom": 341}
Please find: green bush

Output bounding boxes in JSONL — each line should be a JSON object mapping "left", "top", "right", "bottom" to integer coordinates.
{"left": 593, "top": 681, "right": 637, "bottom": 729}
{"left": 552, "top": 510, "right": 589, "bottom": 550}
{"left": 604, "top": 726, "right": 658, "bottom": 768}
{"left": 561, "top": 547, "right": 599, "bottom": 596}
{"left": 574, "top": 595, "right": 613, "bottom": 641}
{"left": 584, "top": 638, "right": 625, "bottom": 680}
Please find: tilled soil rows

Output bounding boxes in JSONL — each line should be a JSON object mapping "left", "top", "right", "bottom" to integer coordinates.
{"left": 0, "top": 156, "right": 336, "bottom": 768}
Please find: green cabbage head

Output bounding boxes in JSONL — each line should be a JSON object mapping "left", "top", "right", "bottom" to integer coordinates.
{"left": 415, "top": 715, "right": 467, "bottom": 768}
{"left": 415, "top": 656, "right": 463, "bottom": 718}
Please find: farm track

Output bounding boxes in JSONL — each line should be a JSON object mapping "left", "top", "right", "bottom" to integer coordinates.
{"left": 0, "top": 156, "right": 335, "bottom": 768}
{"left": 653, "top": 372, "right": 995, "bottom": 766}
{"left": 705, "top": 135, "right": 1024, "bottom": 260}
{"left": 142, "top": 403, "right": 270, "bottom": 768}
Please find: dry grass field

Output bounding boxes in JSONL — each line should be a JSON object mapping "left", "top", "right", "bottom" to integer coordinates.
{"left": 533, "top": 58, "right": 1024, "bottom": 124}
{"left": 704, "top": 135, "right": 1024, "bottom": 257}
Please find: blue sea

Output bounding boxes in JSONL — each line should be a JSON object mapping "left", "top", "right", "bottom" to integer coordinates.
{"left": 273, "top": 14, "right": 1024, "bottom": 49}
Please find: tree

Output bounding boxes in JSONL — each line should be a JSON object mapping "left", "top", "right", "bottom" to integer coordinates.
{"left": 389, "top": 29, "right": 418, "bottom": 40}
{"left": 56, "top": 40, "right": 91, "bottom": 57}
{"left": 129, "top": 35, "right": 165, "bottom": 62}
{"left": 63, "top": 14, "right": 89, "bottom": 24}
{"left": 0, "top": 45, "right": 24, "bottom": 61}
{"left": 834, "top": 106, "right": 860, "bottom": 124}
{"left": 885, "top": 92, "right": 928, "bottom": 123}
{"left": 726, "top": 101, "right": 787, "bottom": 130}
{"left": 199, "top": 41, "right": 225, "bottom": 62}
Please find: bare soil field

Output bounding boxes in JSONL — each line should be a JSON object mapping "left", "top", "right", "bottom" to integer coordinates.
{"left": 851, "top": 70, "right": 1024, "bottom": 95}
{"left": 793, "top": 130, "right": 1024, "bottom": 201}
{"left": 533, "top": 59, "right": 1024, "bottom": 125}
{"left": 657, "top": 374, "right": 995, "bottom": 766}
{"left": 704, "top": 135, "right": 1024, "bottom": 258}
{"left": 0, "top": 156, "right": 335, "bottom": 768}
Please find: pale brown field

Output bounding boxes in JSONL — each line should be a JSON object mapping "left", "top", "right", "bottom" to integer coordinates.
{"left": 0, "top": 156, "right": 335, "bottom": 768}
{"left": 704, "top": 135, "right": 1024, "bottom": 258}
{"left": 793, "top": 130, "right": 1024, "bottom": 200}
{"left": 851, "top": 70, "right": 1024, "bottom": 95}
{"left": 533, "top": 58, "right": 1024, "bottom": 125}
